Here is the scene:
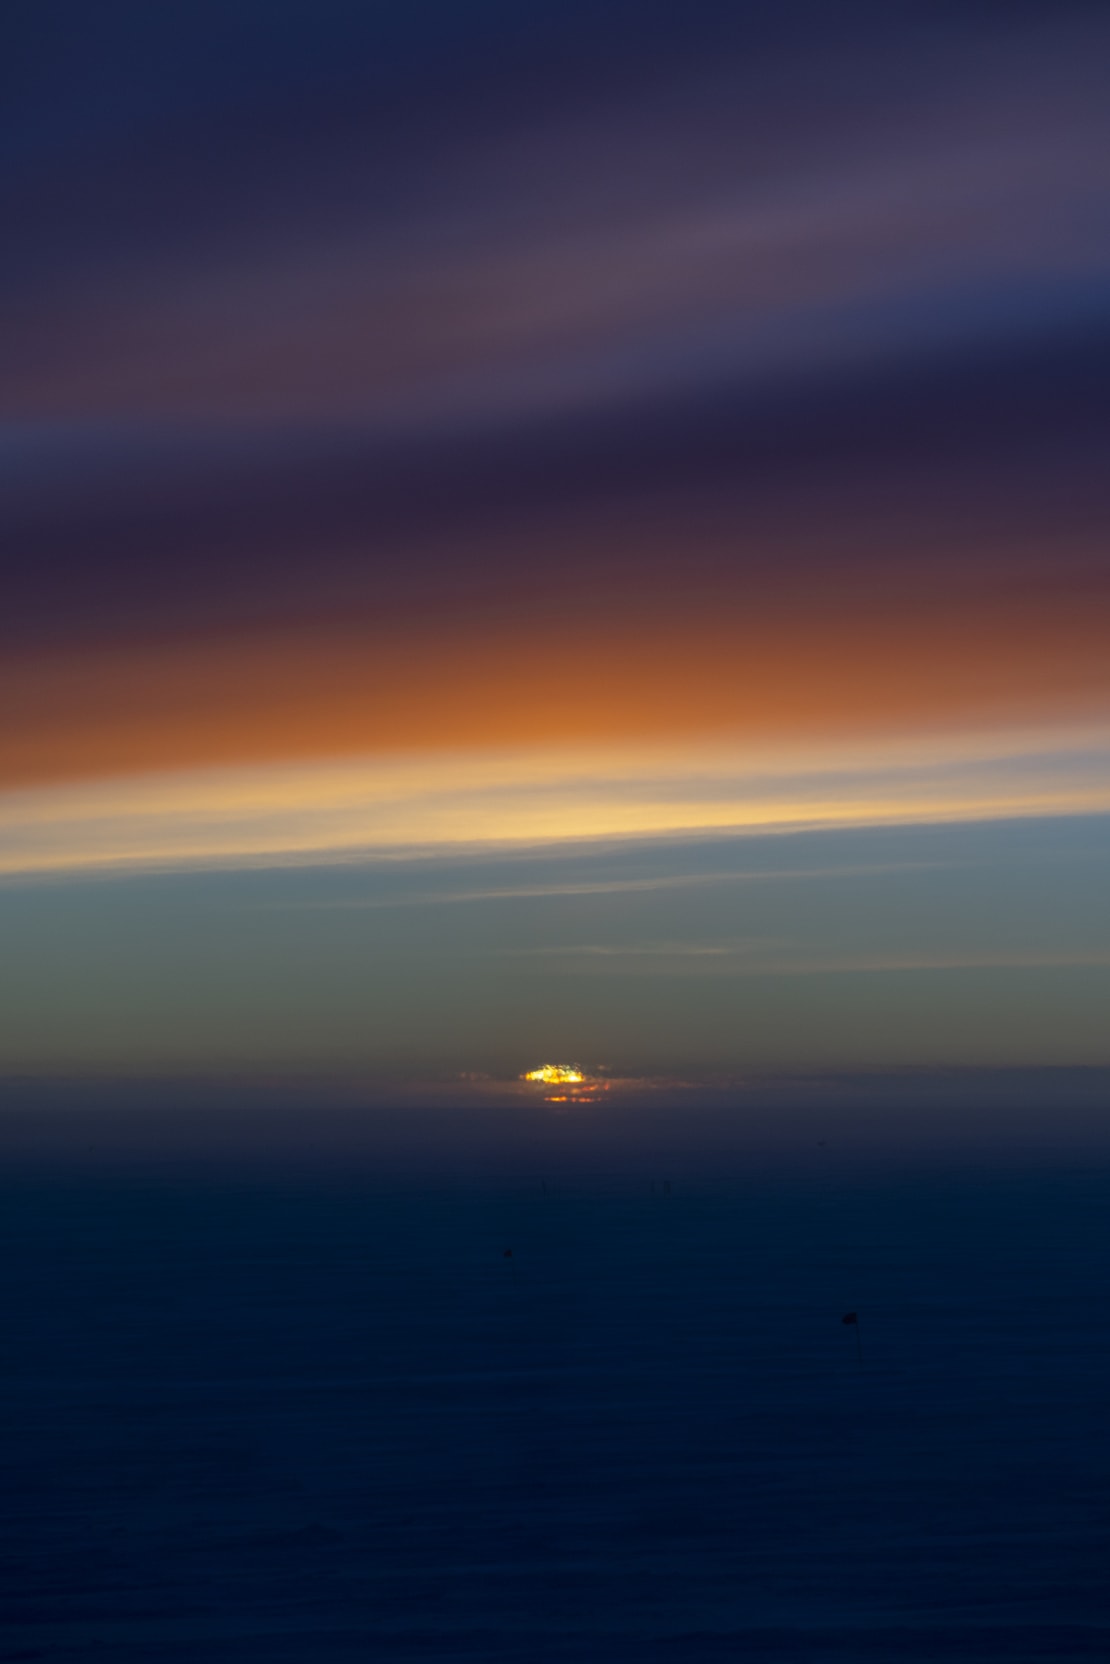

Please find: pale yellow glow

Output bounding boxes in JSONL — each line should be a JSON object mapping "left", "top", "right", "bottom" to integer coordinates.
{"left": 522, "top": 1064, "right": 586, "bottom": 1084}
{"left": 0, "top": 722, "right": 1109, "bottom": 877}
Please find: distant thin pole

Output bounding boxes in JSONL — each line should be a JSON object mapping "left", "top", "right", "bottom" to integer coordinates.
{"left": 842, "top": 1310, "right": 863, "bottom": 1367}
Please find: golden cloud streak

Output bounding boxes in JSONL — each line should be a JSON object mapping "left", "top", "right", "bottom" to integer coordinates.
{"left": 1, "top": 724, "right": 1109, "bottom": 878}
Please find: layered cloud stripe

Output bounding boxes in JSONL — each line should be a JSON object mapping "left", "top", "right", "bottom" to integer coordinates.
{"left": 0, "top": 726, "right": 1107, "bottom": 878}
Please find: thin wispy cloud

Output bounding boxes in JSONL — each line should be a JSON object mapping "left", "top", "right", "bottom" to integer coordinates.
{"left": 257, "top": 860, "right": 948, "bottom": 910}
{"left": 492, "top": 945, "right": 1110, "bottom": 976}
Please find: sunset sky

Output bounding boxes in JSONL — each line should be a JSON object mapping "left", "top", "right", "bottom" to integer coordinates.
{"left": 4, "top": 0, "right": 1110, "bottom": 1088}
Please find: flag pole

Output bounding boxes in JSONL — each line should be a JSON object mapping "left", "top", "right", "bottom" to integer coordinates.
{"left": 842, "top": 1310, "right": 863, "bottom": 1367}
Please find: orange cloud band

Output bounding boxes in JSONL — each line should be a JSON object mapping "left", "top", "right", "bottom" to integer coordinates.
{"left": 4, "top": 581, "right": 1108, "bottom": 790}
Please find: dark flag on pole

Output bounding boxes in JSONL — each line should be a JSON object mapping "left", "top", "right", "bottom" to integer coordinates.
{"left": 841, "top": 1312, "right": 858, "bottom": 1325}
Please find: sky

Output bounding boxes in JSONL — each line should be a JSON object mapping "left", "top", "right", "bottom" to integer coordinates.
{"left": 3, "top": 0, "right": 1110, "bottom": 1096}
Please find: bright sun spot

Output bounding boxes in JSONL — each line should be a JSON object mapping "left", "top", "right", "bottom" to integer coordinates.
{"left": 522, "top": 1064, "right": 585, "bottom": 1085}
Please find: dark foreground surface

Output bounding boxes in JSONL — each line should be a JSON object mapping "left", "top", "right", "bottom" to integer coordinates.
{"left": 2, "top": 1144, "right": 1109, "bottom": 1661}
